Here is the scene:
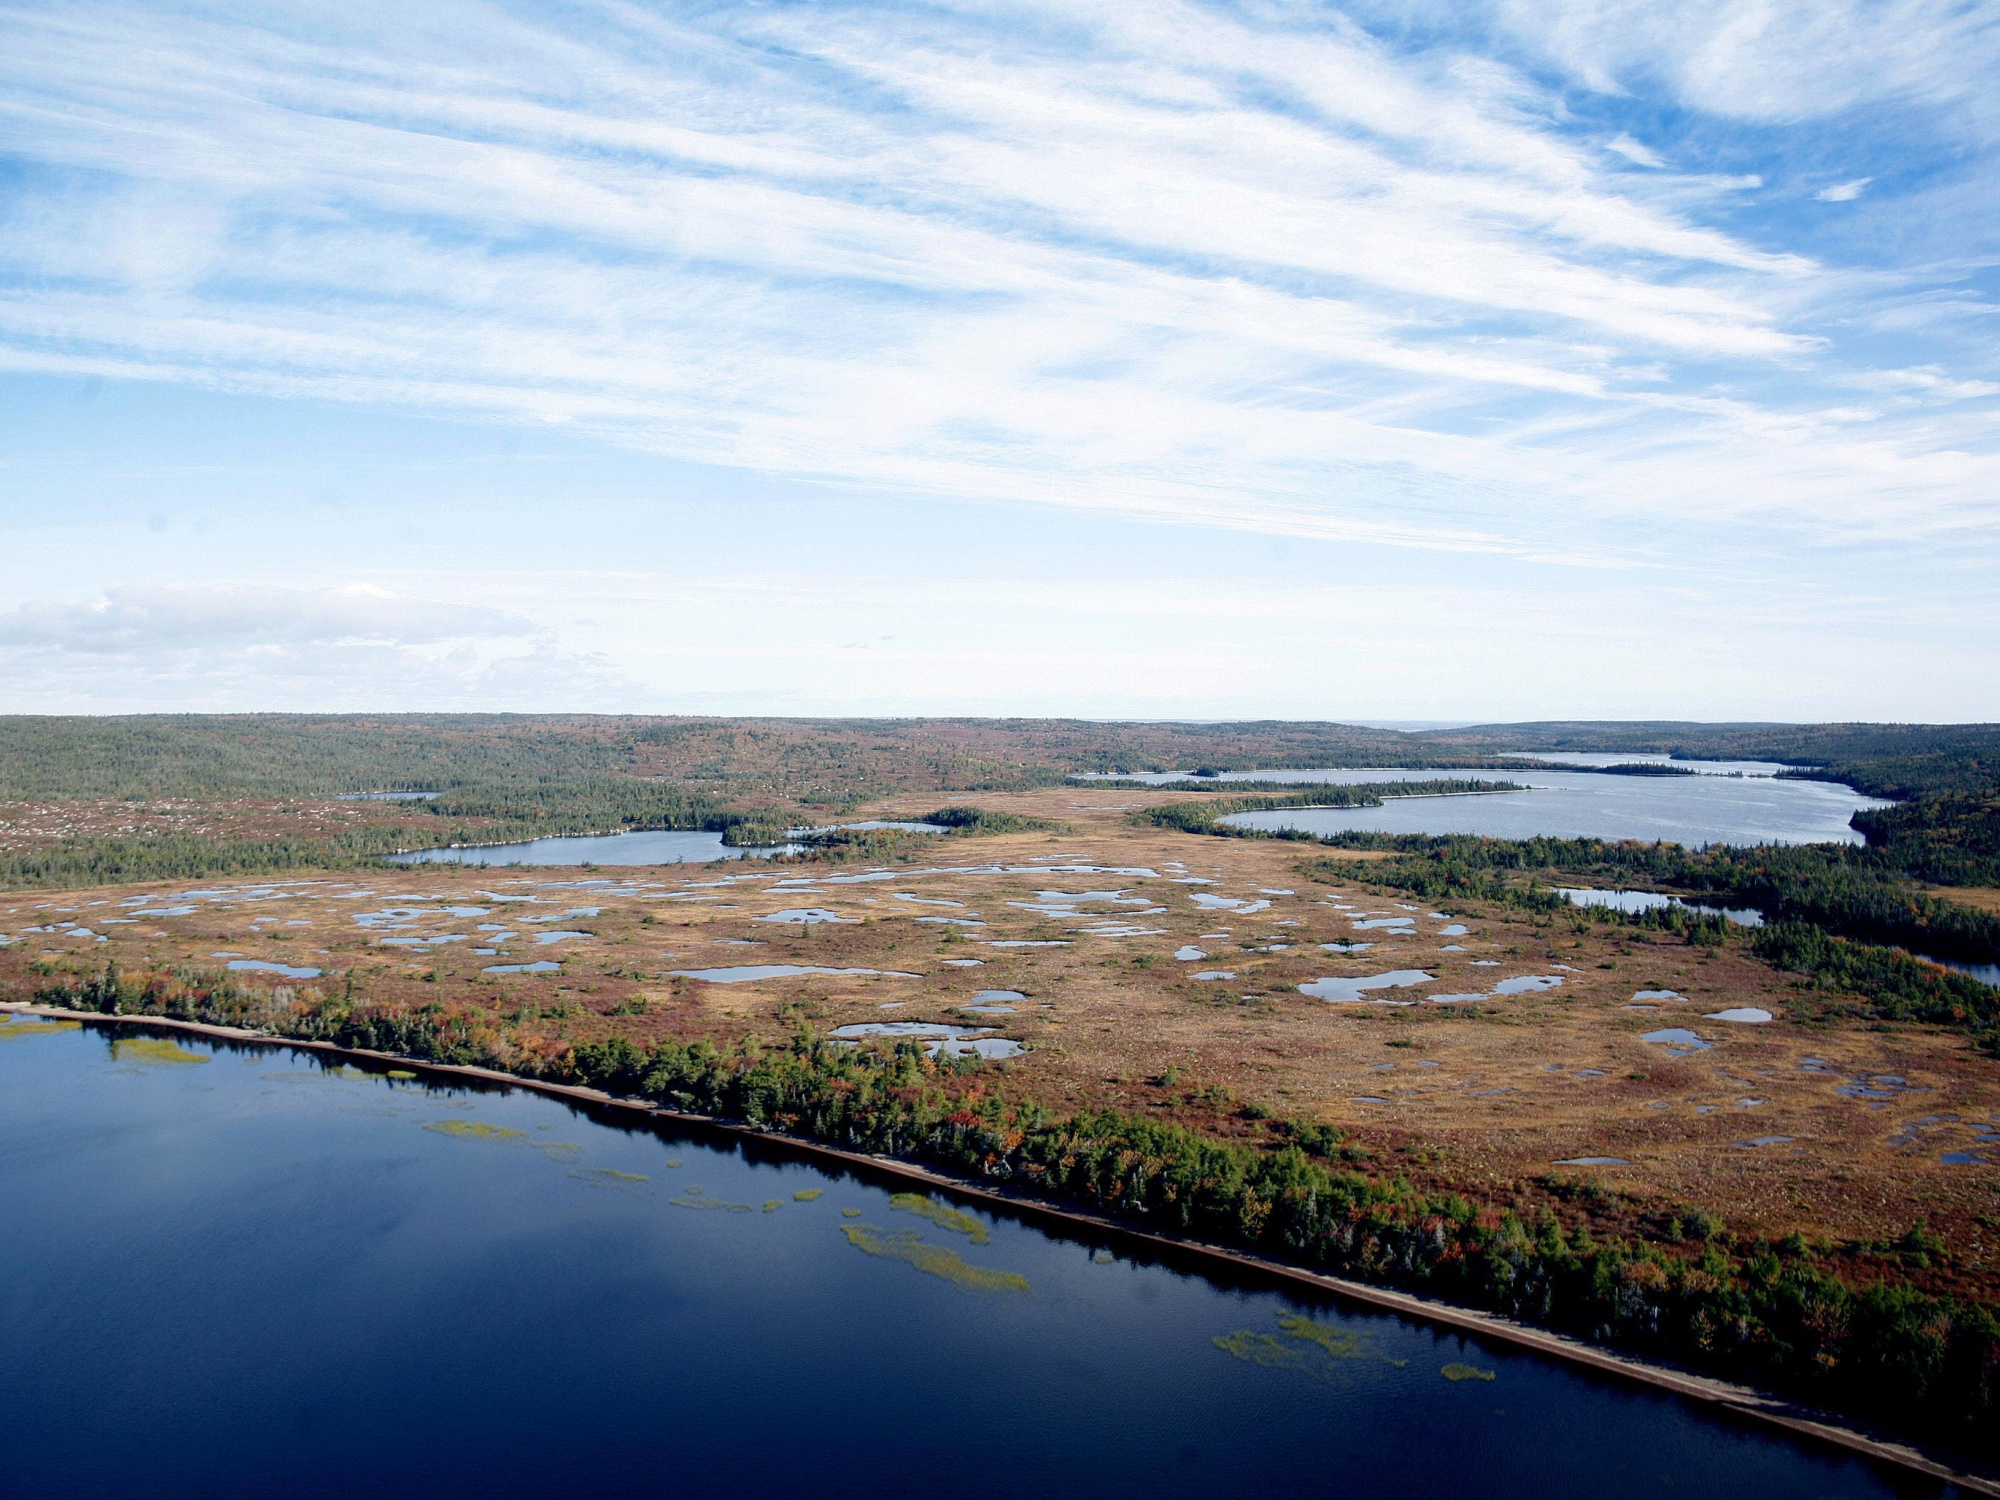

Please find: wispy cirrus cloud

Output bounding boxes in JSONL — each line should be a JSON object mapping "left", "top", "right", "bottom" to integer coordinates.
{"left": 0, "top": 583, "right": 631, "bottom": 710}
{"left": 0, "top": 583, "right": 532, "bottom": 652}
{"left": 0, "top": 0, "right": 1993, "bottom": 567}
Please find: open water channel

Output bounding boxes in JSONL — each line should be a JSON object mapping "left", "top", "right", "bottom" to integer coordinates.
{"left": 0, "top": 1017, "right": 1948, "bottom": 1498}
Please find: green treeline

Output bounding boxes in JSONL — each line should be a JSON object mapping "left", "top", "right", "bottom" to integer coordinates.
{"left": 1749, "top": 924, "right": 2000, "bottom": 1039}
{"left": 3, "top": 713, "right": 1995, "bottom": 802}
{"left": 0, "top": 777, "right": 739, "bottom": 890}
{"left": 919, "top": 805, "right": 1049, "bottom": 834}
{"left": 1853, "top": 793, "right": 2000, "bottom": 886}
{"left": 0, "top": 715, "right": 643, "bottom": 799}
{"left": 718, "top": 803, "right": 1058, "bottom": 853}
{"left": 1137, "top": 781, "right": 1524, "bottom": 834}
{"left": 0, "top": 831, "right": 399, "bottom": 888}
{"left": 1301, "top": 833, "right": 2000, "bottom": 964}
{"left": 1295, "top": 834, "right": 2000, "bottom": 1051}
{"left": 25, "top": 964, "right": 2000, "bottom": 1465}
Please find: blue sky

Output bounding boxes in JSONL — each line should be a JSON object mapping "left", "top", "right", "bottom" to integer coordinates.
{"left": 0, "top": 0, "right": 1995, "bottom": 718}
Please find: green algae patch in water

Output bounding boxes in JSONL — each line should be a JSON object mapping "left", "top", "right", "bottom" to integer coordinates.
{"left": 841, "top": 1208, "right": 863, "bottom": 1218}
{"left": 1442, "top": 1363, "right": 1496, "bottom": 1383}
{"left": 424, "top": 1120, "right": 526, "bottom": 1143}
{"left": 793, "top": 1189, "right": 823, "bottom": 1202}
{"left": 386, "top": 1069, "right": 418, "bottom": 1080}
{"left": 668, "top": 1191, "right": 754, "bottom": 1213}
{"left": 536, "top": 1141, "right": 584, "bottom": 1163}
{"left": 1215, "top": 1313, "right": 1406, "bottom": 1381}
{"left": 664, "top": 1158, "right": 683, "bottom": 1168}
{"left": 112, "top": 1037, "right": 209, "bottom": 1067}
{"left": 0, "top": 1018, "right": 82, "bottom": 1042}
{"left": 1276, "top": 1313, "right": 1401, "bottom": 1363}
{"left": 570, "top": 1168, "right": 651, "bottom": 1193}
{"left": 764, "top": 1199, "right": 784, "bottom": 1212}
{"left": 888, "top": 1192, "right": 989, "bottom": 1244}
{"left": 840, "top": 1223, "right": 1029, "bottom": 1295}
{"left": 1213, "top": 1330, "right": 1314, "bottom": 1373}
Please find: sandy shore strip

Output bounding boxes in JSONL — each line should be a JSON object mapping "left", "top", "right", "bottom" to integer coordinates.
{"left": 7, "top": 998, "right": 1994, "bottom": 1497}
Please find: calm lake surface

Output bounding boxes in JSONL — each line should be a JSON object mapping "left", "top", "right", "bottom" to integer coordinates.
{"left": 387, "top": 828, "right": 793, "bottom": 866}
{"left": 1179, "top": 767, "right": 1891, "bottom": 847}
{"left": 0, "top": 1018, "right": 1938, "bottom": 1500}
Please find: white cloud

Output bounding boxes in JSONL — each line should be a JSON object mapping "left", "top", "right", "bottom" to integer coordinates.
{"left": 1606, "top": 132, "right": 1667, "bottom": 167}
{"left": 0, "top": 584, "right": 533, "bottom": 653}
{"left": 1842, "top": 366, "right": 2000, "bottom": 400}
{"left": 0, "top": 583, "right": 633, "bottom": 711}
{"left": 1489, "top": 0, "right": 2000, "bottom": 131}
{"left": 0, "top": 0, "right": 1988, "bottom": 571}
{"left": 1817, "top": 177, "right": 1874, "bottom": 202}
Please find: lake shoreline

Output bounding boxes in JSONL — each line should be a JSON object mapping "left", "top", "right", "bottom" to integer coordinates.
{"left": 8, "top": 997, "right": 1995, "bottom": 1497}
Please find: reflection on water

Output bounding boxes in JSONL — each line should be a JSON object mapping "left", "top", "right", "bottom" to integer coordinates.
{"left": 221, "top": 959, "right": 322, "bottom": 978}
{"left": 1556, "top": 889, "right": 1764, "bottom": 926}
{"left": 1939, "top": 959, "right": 2000, "bottom": 989}
{"left": 0, "top": 1021, "right": 1928, "bottom": 1500}
{"left": 1512, "top": 754, "right": 1792, "bottom": 777}
{"left": 1116, "top": 766, "right": 1888, "bottom": 847}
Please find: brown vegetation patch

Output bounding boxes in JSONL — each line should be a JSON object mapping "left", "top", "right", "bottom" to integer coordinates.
{"left": 7, "top": 789, "right": 1999, "bottom": 1298}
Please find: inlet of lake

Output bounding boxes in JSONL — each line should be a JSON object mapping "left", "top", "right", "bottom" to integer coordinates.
{"left": 1161, "top": 764, "right": 1893, "bottom": 847}
{"left": 0, "top": 1017, "right": 1939, "bottom": 1499}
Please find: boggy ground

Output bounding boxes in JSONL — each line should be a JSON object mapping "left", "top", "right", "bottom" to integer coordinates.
{"left": 7, "top": 786, "right": 1998, "bottom": 1290}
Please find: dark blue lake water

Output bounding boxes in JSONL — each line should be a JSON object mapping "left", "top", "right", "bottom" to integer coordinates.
{"left": 0, "top": 1017, "right": 1944, "bottom": 1499}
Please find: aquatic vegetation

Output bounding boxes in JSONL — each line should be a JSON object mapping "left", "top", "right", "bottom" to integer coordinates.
{"left": 0, "top": 1017, "right": 81, "bottom": 1041}
{"left": 839, "top": 1223, "right": 1029, "bottom": 1294}
{"left": 1275, "top": 1313, "right": 1374, "bottom": 1360}
{"left": 1213, "top": 1330, "right": 1314, "bottom": 1372}
{"left": 386, "top": 1069, "right": 418, "bottom": 1080}
{"left": 1442, "top": 1362, "right": 1496, "bottom": 1382}
{"left": 793, "top": 1188, "right": 823, "bottom": 1201}
{"left": 570, "top": 1167, "right": 650, "bottom": 1190}
{"left": 1216, "top": 1311, "right": 1405, "bottom": 1381}
{"left": 536, "top": 1141, "right": 584, "bottom": 1163}
{"left": 424, "top": 1119, "right": 525, "bottom": 1142}
{"left": 841, "top": 1208, "right": 862, "bottom": 1218}
{"left": 112, "top": 1036, "right": 208, "bottom": 1066}
{"left": 764, "top": 1199, "right": 784, "bottom": 1212}
{"left": 668, "top": 1191, "right": 753, "bottom": 1212}
{"left": 889, "top": 1191, "right": 991, "bottom": 1244}
{"left": 664, "top": 1158, "right": 683, "bottom": 1168}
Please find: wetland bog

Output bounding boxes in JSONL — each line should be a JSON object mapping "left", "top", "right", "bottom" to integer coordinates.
{"left": 7, "top": 786, "right": 1998, "bottom": 1258}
